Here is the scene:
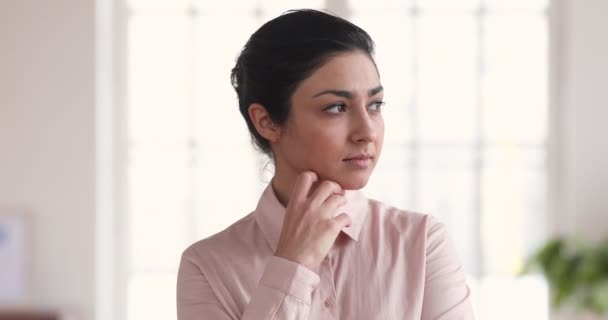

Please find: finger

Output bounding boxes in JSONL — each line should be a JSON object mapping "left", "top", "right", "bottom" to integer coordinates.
{"left": 290, "top": 171, "right": 318, "bottom": 204}
{"left": 332, "top": 212, "right": 352, "bottom": 230}
{"left": 309, "top": 180, "right": 344, "bottom": 208}
{"left": 322, "top": 193, "right": 348, "bottom": 212}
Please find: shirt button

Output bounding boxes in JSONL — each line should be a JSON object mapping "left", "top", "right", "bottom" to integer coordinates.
{"left": 324, "top": 297, "right": 335, "bottom": 308}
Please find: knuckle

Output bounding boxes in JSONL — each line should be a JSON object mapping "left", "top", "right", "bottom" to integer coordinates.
{"left": 301, "top": 171, "right": 316, "bottom": 182}
{"left": 329, "top": 194, "right": 342, "bottom": 202}
{"left": 325, "top": 218, "right": 340, "bottom": 231}
{"left": 325, "top": 180, "right": 338, "bottom": 188}
{"left": 321, "top": 180, "right": 339, "bottom": 192}
{"left": 301, "top": 201, "right": 313, "bottom": 213}
{"left": 295, "top": 173, "right": 305, "bottom": 185}
{"left": 295, "top": 172, "right": 306, "bottom": 184}
{"left": 317, "top": 180, "right": 329, "bottom": 188}
{"left": 329, "top": 181, "right": 343, "bottom": 193}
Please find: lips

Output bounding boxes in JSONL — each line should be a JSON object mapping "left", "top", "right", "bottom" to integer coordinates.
{"left": 343, "top": 154, "right": 373, "bottom": 169}
{"left": 343, "top": 154, "right": 373, "bottom": 161}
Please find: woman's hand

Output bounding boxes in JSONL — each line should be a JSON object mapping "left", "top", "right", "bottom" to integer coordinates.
{"left": 274, "top": 171, "right": 352, "bottom": 271}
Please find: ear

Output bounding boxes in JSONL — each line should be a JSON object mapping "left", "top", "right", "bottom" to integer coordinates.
{"left": 248, "top": 103, "right": 281, "bottom": 143}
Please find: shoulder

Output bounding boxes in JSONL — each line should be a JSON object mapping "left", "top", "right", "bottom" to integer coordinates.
{"left": 364, "top": 197, "right": 449, "bottom": 248}
{"left": 367, "top": 199, "right": 459, "bottom": 261}
{"left": 180, "top": 211, "right": 261, "bottom": 269}
{"left": 366, "top": 198, "right": 439, "bottom": 233}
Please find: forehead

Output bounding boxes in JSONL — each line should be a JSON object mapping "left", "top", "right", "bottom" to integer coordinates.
{"left": 295, "top": 51, "right": 381, "bottom": 97}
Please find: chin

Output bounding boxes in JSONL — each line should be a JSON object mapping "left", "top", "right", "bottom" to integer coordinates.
{"left": 336, "top": 174, "right": 371, "bottom": 190}
{"left": 314, "top": 165, "right": 375, "bottom": 190}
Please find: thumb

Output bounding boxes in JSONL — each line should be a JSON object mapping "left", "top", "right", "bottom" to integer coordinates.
{"left": 333, "top": 212, "right": 352, "bottom": 229}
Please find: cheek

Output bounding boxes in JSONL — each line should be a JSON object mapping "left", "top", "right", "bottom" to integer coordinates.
{"left": 283, "top": 126, "right": 335, "bottom": 162}
{"left": 289, "top": 129, "right": 345, "bottom": 174}
{"left": 304, "top": 129, "right": 343, "bottom": 160}
{"left": 372, "top": 118, "right": 385, "bottom": 158}
{"left": 377, "top": 117, "right": 385, "bottom": 140}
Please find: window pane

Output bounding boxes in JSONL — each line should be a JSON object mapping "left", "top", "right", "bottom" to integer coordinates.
{"left": 483, "top": 0, "right": 548, "bottom": 11}
{"left": 349, "top": 0, "right": 413, "bottom": 10}
{"left": 194, "top": 142, "right": 264, "bottom": 239}
{"left": 417, "top": 14, "right": 478, "bottom": 143}
{"left": 194, "top": 0, "right": 258, "bottom": 11}
{"left": 261, "top": 0, "right": 324, "bottom": 15}
{"left": 127, "top": 272, "right": 177, "bottom": 320}
{"left": 193, "top": 14, "right": 258, "bottom": 143}
{"left": 352, "top": 12, "right": 415, "bottom": 142}
{"left": 193, "top": 14, "right": 265, "bottom": 239}
{"left": 471, "top": 275, "right": 549, "bottom": 320}
{"left": 482, "top": 13, "right": 548, "bottom": 143}
{"left": 416, "top": 145, "right": 477, "bottom": 273}
{"left": 128, "top": 0, "right": 190, "bottom": 10}
{"left": 128, "top": 143, "right": 190, "bottom": 271}
{"left": 363, "top": 143, "right": 412, "bottom": 210}
{"left": 418, "top": 0, "right": 480, "bottom": 11}
{"left": 481, "top": 145, "right": 546, "bottom": 275}
{"left": 128, "top": 14, "right": 192, "bottom": 142}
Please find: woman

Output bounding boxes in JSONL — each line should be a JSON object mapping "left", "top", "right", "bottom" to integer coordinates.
{"left": 177, "top": 9, "right": 473, "bottom": 320}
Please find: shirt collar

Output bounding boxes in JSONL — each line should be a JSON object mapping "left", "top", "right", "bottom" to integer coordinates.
{"left": 254, "top": 182, "right": 369, "bottom": 253}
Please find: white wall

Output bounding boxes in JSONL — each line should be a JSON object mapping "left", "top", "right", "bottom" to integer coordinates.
{"left": 552, "top": 0, "right": 608, "bottom": 240}
{"left": 0, "top": 0, "right": 606, "bottom": 320}
{"left": 0, "top": 0, "right": 95, "bottom": 319}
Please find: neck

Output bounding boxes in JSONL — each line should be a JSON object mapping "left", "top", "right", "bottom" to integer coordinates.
{"left": 270, "top": 173, "right": 294, "bottom": 208}
{"left": 269, "top": 150, "right": 299, "bottom": 207}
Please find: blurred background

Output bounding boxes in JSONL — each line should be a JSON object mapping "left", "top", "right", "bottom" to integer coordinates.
{"left": 0, "top": 0, "right": 607, "bottom": 319}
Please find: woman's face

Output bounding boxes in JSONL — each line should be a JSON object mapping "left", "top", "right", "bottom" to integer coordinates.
{"left": 273, "top": 51, "right": 384, "bottom": 190}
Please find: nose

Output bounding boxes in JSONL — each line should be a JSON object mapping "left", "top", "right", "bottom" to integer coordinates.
{"left": 350, "top": 106, "right": 379, "bottom": 144}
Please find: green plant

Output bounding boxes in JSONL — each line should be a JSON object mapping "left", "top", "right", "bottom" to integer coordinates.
{"left": 522, "top": 237, "right": 608, "bottom": 314}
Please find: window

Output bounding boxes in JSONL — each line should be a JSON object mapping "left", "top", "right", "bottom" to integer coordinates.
{"left": 116, "top": 0, "right": 551, "bottom": 319}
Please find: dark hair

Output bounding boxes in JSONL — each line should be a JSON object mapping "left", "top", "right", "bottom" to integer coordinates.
{"left": 230, "top": 9, "right": 376, "bottom": 156}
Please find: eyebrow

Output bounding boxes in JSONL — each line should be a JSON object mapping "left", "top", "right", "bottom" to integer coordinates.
{"left": 312, "top": 85, "right": 384, "bottom": 99}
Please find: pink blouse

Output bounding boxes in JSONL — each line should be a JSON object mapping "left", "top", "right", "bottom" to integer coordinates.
{"left": 177, "top": 183, "right": 474, "bottom": 319}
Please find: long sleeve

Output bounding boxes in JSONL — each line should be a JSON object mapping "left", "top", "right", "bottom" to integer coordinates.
{"left": 177, "top": 254, "right": 320, "bottom": 320}
{"left": 421, "top": 218, "right": 475, "bottom": 320}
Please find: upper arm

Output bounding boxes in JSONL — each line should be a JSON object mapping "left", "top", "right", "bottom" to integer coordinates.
{"left": 421, "top": 217, "right": 474, "bottom": 320}
{"left": 177, "top": 251, "right": 233, "bottom": 320}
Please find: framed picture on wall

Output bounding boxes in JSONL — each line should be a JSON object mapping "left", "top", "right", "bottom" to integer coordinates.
{"left": 0, "top": 210, "right": 29, "bottom": 304}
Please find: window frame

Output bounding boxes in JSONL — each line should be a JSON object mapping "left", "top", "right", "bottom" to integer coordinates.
{"left": 95, "top": 1, "right": 563, "bottom": 319}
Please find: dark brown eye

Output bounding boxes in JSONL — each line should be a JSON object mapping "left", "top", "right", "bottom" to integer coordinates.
{"left": 324, "top": 103, "right": 347, "bottom": 114}
{"left": 369, "top": 101, "right": 385, "bottom": 111}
